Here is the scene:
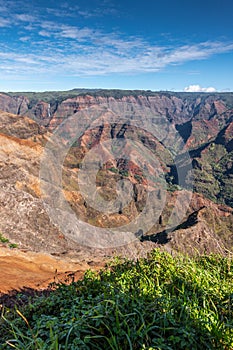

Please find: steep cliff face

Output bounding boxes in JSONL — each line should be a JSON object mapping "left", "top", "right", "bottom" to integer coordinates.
{"left": 1, "top": 91, "right": 232, "bottom": 124}
{"left": 0, "top": 93, "right": 29, "bottom": 115}
{"left": 1, "top": 91, "right": 232, "bottom": 151}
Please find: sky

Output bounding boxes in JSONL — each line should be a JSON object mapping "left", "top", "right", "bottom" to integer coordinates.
{"left": 0, "top": 0, "right": 233, "bottom": 92}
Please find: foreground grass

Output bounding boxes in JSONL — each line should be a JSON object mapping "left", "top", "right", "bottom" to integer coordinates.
{"left": 0, "top": 250, "right": 233, "bottom": 349}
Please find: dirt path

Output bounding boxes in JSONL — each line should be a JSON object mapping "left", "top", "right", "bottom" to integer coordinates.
{"left": 0, "top": 245, "right": 105, "bottom": 294}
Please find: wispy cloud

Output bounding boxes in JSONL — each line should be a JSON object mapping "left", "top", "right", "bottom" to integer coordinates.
{"left": 19, "top": 36, "right": 31, "bottom": 42}
{"left": 1, "top": 30, "right": 233, "bottom": 78}
{"left": 0, "top": 17, "right": 11, "bottom": 27}
{"left": 15, "top": 14, "right": 35, "bottom": 22}
{"left": 77, "top": 7, "right": 118, "bottom": 18}
{"left": 45, "top": 5, "right": 117, "bottom": 19}
{"left": 0, "top": 2, "right": 233, "bottom": 81}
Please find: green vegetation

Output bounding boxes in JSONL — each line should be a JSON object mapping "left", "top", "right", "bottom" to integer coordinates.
{"left": 0, "top": 232, "right": 9, "bottom": 244}
{"left": 109, "top": 167, "right": 118, "bottom": 174}
{"left": 8, "top": 243, "right": 18, "bottom": 249}
{"left": 108, "top": 167, "right": 129, "bottom": 177}
{"left": 6, "top": 89, "right": 233, "bottom": 106}
{"left": 191, "top": 142, "right": 233, "bottom": 207}
{"left": 1, "top": 250, "right": 232, "bottom": 349}
{"left": 0, "top": 233, "right": 18, "bottom": 248}
{"left": 7, "top": 89, "right": 99, "bottom": 105}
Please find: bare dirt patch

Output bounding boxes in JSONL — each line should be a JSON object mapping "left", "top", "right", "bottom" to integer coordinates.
{"left": 0, "top": 245, "right": 105, "bottom": 294}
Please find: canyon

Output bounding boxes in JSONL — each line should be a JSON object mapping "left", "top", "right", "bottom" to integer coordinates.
{"left": 0, "top": 89, "right": 232, "bottom": 293}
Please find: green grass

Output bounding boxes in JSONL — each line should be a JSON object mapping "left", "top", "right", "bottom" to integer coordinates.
{"left": 8, "top": 243, "right": 18, "bottom": 249}
{"left": 0, "top": 233, "right": 18, "bottom": 248}
{"left": 0, "top": 250, "right": 233, "bottom": 349}
{"left": 0, "top": 233, "right": 9, "bottom": 244}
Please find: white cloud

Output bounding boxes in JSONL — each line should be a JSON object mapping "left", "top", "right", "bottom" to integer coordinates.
{"left": 59, "top": 26, "right": 95, "bottom": 41}
{"left": 38, "top": 30, "right": 52, "bottom": 37}
{"left": 0, "top": 17, "right": 11, "bottom": 27}
{"left": 15, "top": 14, "right": 35, "bottom": 22}
{"left": 1, "top": 39, "right": 233, "bottom": 79}
{"left": 19, "top": 36, "right": 31, "bottom": 42}
{"left": 184, "top": 85, "right": 217, "bottom": 92}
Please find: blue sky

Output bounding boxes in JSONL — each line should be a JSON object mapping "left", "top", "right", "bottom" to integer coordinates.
{"left": 0, "top": 0, "right": 233, "bottom": 92}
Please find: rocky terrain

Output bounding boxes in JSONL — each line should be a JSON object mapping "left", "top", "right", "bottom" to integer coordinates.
{"left": 0, "top": 89, "right": 232, "bottom": 292}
